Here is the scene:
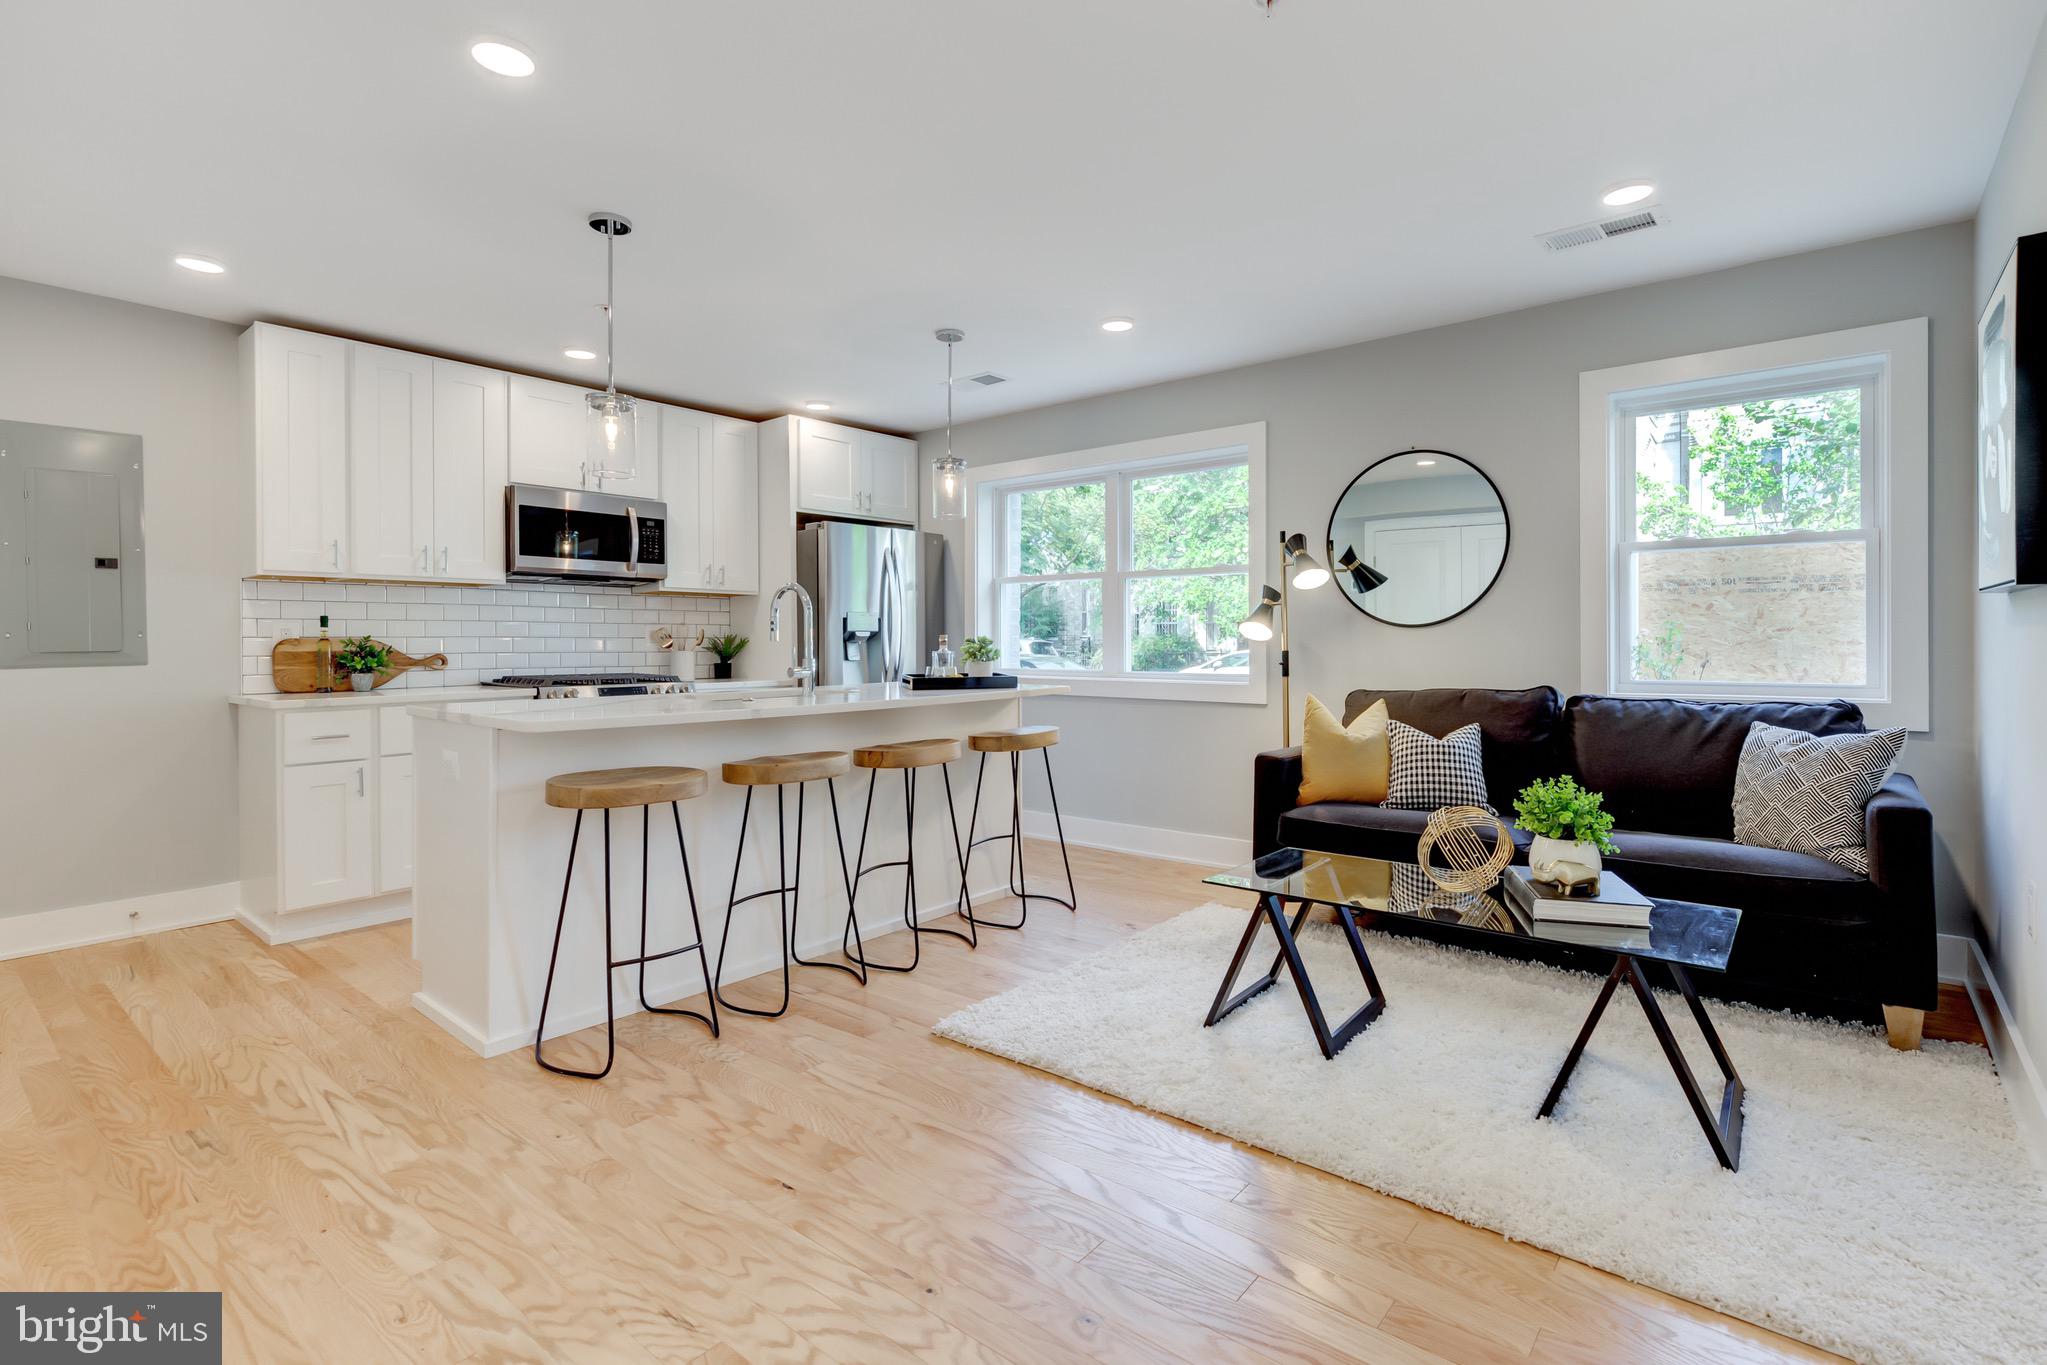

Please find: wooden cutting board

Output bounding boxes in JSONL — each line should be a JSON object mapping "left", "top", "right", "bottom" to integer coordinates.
{"left": 269, "top": 638, "right": 449, "bottom": 693}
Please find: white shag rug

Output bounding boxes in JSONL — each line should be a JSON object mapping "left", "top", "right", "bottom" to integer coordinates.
{"left": 933, "top": 904, "right": 2047, "bottom": 1365}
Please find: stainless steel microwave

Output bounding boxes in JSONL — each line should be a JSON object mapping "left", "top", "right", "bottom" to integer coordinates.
{"left": 506, "top": 483, "right": 669, "bottom": 585}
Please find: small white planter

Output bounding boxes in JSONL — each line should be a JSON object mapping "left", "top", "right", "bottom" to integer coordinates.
{"left": 1528, "top": 835, "right": 1602, "bottom": 890}
{"left": 965, "top": 661, "right": 995, "bottom": 678}
{"left": 350, "top": 672, "right": 377, "bottom": 692}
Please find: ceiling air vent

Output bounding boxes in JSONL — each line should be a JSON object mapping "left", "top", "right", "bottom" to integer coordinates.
{"left": 1538, "top": 207, "right": 1664, "bottom": 253}
{"left": 957, "top": 372, "right": 1007, "bottom": 387}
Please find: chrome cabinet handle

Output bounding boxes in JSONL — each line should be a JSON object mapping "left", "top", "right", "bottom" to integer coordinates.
{"left": 356, "top": 767, "right": 365, "bottom": 797}
{"left": 422, "top": 544, "right": 430, "bottom": 572}
{"left": 703, "top": 562, "right": 713, "bottom": 585}
{"left": 331, "top": 539, "right": 339, "bottom": 568}
{"left": 718, "top": 565, "right": 726, "bottom": 586}
{"left": 311, "top": 733, "right": 348, "bottom": 741}
{"left": 440, "top": 545, "right": 449, "bottom": 573}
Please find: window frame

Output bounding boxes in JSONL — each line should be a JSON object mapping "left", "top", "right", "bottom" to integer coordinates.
{"left": 966, "top": 423, "right": 1268, "bottom": 704}
{"left": 1579, "top": 321, "right": 1929, "bottom": 730}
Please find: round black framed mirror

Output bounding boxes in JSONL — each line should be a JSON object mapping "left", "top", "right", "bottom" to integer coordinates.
{"left": 1325, "top": 449, "right": 1509, "bottom": 627}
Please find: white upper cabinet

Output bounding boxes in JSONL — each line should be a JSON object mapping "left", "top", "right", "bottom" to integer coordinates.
{"left": 796, "top": 419, "right": 861, "bottom": 517}
{"left": 348, "top": 344, "right": 435, "bottom": 579}
{"left": 709, "top": 417, "right": 760, "bottom": 593}
{"left": 653, "top": 405, "right": 758, "bottom": 594}
{"left": 793, "top": 417, "right": 917, "bottom": 523}
{"left": 432, "top": 361, "right": 509, "bottom": 580}
{"left": 508, "top": 375, "right": 590, "bottom": 491}
{"left": 656, "top": 404, "right": 710, "bottom": 591}
{"left": 858, "top": 430, "right": 918, "bottom": 523}
{"left": 248, "top": 323, "right": 350, "bottom": 574}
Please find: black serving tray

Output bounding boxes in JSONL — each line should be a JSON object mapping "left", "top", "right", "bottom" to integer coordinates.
{"left": 902, "top": 672, "right": 1020, "bottom": 690}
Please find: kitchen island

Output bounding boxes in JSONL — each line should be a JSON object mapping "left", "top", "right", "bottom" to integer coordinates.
{"left": 408, "top": 681, "right": 1068, "bottom": 1056}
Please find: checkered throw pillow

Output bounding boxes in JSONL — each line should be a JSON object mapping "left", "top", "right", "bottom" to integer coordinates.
{"left": 1384, "top": 720, "right": 1491, "bottom": 813}
{"left": 1731, "top": 721, "right": 1905, "bottom": 874}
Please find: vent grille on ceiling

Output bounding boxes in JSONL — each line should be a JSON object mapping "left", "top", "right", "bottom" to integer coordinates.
{"left": 1538, "top": 207, "right": 1664, "bottom": 253}
{"left": 957, "top": 372, "right": 1007, "bottom": 387}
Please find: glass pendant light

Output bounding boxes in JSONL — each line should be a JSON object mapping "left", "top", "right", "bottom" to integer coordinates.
{"left": 583, "top": 212, "right": 639, "bottom": 484}
{"left": 930, "top": 327, "right": 967, "bottom": 521}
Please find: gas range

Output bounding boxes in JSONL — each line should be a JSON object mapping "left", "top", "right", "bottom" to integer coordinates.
{"left": 483, "top": 672, "right": 691, "bottom": 701}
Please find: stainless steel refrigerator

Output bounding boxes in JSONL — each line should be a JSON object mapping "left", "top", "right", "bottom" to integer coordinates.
{"left": 796, "top": 522, "right": 947, "bottom": 684}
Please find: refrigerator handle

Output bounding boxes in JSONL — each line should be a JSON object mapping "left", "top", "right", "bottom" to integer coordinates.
{"left": 880, "top": 542, "right": 903, "bottom": 681}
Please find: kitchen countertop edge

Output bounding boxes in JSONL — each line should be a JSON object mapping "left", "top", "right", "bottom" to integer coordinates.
{"left": 411, "top": 683, "right": 1072, "bottom": 733}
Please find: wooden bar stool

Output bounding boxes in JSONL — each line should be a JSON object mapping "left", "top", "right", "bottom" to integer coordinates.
{"left": 846, "top": 737, "right": 974, "bottom": 974}
{"left": 958, "top": 726, "right": 1078, "bottom": 930}
{"left": 714, "top": 750, "right": 864, "bottom": 1019}
{"left": 535, "top": 766, "right": 717, "bottom": 1079}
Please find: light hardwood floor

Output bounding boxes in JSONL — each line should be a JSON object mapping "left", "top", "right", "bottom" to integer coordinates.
{"left": 6, "top": 841, "right": 1942, "bottom": 1363}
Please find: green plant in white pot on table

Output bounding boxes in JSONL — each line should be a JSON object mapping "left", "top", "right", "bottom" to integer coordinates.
{"left": 1512, "top": 776, "right": 1619, "bottom": 892}
{"left": 960, "top": 635, "right": 999, "bottom": 678}
{"left": 334, "top": 637, "right": 391, "bottom": 692}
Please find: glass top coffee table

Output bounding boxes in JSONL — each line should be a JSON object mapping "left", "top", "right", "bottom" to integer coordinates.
{"left": 1203, "top": 847, "right": 1747, "bottom": 1170}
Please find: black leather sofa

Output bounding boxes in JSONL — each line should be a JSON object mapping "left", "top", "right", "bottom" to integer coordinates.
{"left": 1252, "top": 687, "right": 1936, "bottom": 1041}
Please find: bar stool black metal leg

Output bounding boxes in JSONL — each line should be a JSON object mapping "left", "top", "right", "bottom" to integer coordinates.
{"left": 846, "top": 768, "right": 920, "bottom": 973}
{"left": 957, "top": 752, "right": 989, "bottom": 926}
{"left": 908, "top": 766, "right": 975, "bottom": 950}
{"left": 535, "top": 808, "right": 618, "bottom": 1079}
{"left": 826, "top": 777, "right": 869, "bottom": 982}
{"left": 790, "top": 779, "right": 865, "bottom": 982}
{"left": 961, "top": 751, "right": 1029, "bottom": 931}
{"left": 714, "top": 785, "right": 794, "bottom": 1019}
{"left": 631, "top": 801, "right": 718, "bottom": 1037}
{"left": 940, "top": 763, "right": 976, "bottom": 948}
{"left": 1041, "top": 747, "right": 1079, "bottom": 911}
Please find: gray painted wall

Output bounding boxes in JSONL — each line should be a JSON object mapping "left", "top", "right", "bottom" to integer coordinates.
{"left": 0, "top": 276, "right": 243, "bottom": 917}
{"left": 922, "top": 223, "right": 1983, "bottom": 933}
{"left": 1974, "top": 20, "right": 2047, "bottom": 1098}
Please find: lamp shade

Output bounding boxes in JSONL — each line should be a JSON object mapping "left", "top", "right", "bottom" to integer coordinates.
{"left": 1240, "top": 584, "right": 1281, "bottom": 641}
{"left": 1335, "top": 544, "right": 1388, "bottom": 594}
{"left": 1282, "top": 532, "right": 1330, "bottom": 589}
{"left": 932, "top": 454, "right": 967, "bottom": 520}
{"left": 584, "top": 390, "right": 639, "bottom": 481}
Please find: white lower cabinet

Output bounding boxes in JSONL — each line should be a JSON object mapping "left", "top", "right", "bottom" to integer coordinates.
{"left": 239, "top": 703, "right": 419, "bottom": 942}
{"left": 281, "top": 760, "right": 374, "bottom": 910}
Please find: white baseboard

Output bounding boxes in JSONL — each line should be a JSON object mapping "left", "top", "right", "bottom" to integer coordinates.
{"left": 235, "top": 892, "right": 412, "bottom": 946}
{"left": 1018, "top": 809, "right": 1248, "bottom": 867}
{"left": 1957, "top": 936, "right": 2047, "bottom": 1174}
{"left": 438, "top": 879, "right": 1018, "bottom": 1058}
{"left": 1937, "top": 931, "right": 1973, "bottom": 984}
{"left": 0, "top": 881, "right": 240, "bottom": 962}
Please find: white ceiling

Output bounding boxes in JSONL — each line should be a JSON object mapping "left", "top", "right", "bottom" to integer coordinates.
{"left": 3, "top": 1, "right": 2042, "bottom": 433}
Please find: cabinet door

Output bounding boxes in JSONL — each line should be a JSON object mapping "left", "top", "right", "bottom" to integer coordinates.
{"left": 432, "top": 361, "right": 509, "bottom": 580}
{"left": 795, "top": 419, "right": 861, "bottom": 517}
{"left": 281, "top": 760, "right": 373, "bottom": 910}
{"left": 859, "top": 431, "right": 918, "bottom": 524}
{"left": 253, "top": 325, "right": 350, "bottom": 574}
{"left": 377, "top": 753, "right": 415, "bottom": 894}
{"left": 508, "top": 374, "right": 590, "bottom": 490}
{"left": 348, "top": 344, "right": 435, "bottom": 579}
{"left": 656, "top": 405, "right": 711, "bottom": 590}
{"left": 710, "top": 418, "right": 760, "bottom": 593}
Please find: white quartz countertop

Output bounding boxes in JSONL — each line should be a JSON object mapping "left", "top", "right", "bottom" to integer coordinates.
{"left": 412, "top": 682, "right": 1070, "bottom": 733}
{"left": 229, "top": 686, "right": 508, "bottom": 710}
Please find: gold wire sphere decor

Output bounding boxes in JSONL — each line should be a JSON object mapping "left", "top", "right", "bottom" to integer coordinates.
{"left": 1416, "top": 805, "right": 1515, "bottom": 893}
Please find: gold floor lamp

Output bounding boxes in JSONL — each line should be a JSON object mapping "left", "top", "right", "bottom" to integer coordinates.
{"left": 1239, "top": 534, "right": 1387, "bottom": 746}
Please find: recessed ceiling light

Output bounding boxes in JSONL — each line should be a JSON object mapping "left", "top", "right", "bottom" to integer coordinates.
{"left": 1100, "top": 317, "right": 1135, "bottom": 333}
{"left": 562, "top": 347, "right": 596, "bottom": 360}
{"left": 1416, "top": 457, "right": 1437, "bottom": 467}
{"left": 471, "top": 40, "right": 535, "bottom": 78}
{"left": 1601, "top": 180, "right": 1656, "bottom": 208}
{"left": 804, "top": 401, "right": 833, "bottom": 412}
{"left": 173, "top": 255, "right": 225, "bottom": 274}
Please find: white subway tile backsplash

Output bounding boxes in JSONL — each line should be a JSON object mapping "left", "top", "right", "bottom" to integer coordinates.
{"left": 239, "top": 580, "right": 730, "bottom": 691}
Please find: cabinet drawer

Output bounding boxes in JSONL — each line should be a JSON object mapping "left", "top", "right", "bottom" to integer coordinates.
{"left": 281, "top": 710, "right": 372, "bottom": 765}
{"left": 379, "top": 707, "right": 414, "bottom": 756}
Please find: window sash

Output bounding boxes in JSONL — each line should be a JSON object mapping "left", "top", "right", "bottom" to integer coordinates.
{"left": 1607, "top": 365, "right": 1888, "bottom": 704}
{"left": 987, "top": 453, "right": 1253, "bottom": 680}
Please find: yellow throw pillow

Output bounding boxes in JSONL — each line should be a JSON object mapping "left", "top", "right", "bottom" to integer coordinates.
{"left": 1299, "top": 695, "right": 1389, "bottom": 804}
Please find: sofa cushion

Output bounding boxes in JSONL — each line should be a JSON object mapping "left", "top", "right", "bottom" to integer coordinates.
{"left": 1732, "top": 722, "right": 1907, "bottom": 874}
{"left": 1344, "top": 686, "right": 1561, "bottom": 814}
{"left": 1559, "top": 696, "right": 1866, "bottom": 839}
{"left": 1299, "top": 696, "right": 1389, "bottom": 804}
{"left": 1385, "top": 721, "right": 1491, "bottom": 811}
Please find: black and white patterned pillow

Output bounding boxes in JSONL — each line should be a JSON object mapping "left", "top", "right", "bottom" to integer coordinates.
{"left": 1384, "top": 721, "right": 1491, "bottom": 812}
{"left": 1731, "top": 722, "right": 1905, "bottom": 874}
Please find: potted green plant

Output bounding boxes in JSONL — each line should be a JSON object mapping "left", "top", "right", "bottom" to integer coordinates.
{"left": 1511, "top": 776, "right": 1619, "bottom": 891}
{"left": 706, "top": 633, "right": 748, "bottom": 680}
{"left": 960, "top": 635, "right": 999, "bottom": 678}
{"left": 334, "top": 636, "right": 391, "bottom": 692}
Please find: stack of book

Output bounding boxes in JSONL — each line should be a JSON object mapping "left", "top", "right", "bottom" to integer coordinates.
{"left": 1500, "top": 865, "right": 1653, "bottom": 928}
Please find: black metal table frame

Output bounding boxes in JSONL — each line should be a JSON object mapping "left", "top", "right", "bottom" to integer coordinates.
{"left": 1202, "top": 892, "right": 1746, "bottom": 1171}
